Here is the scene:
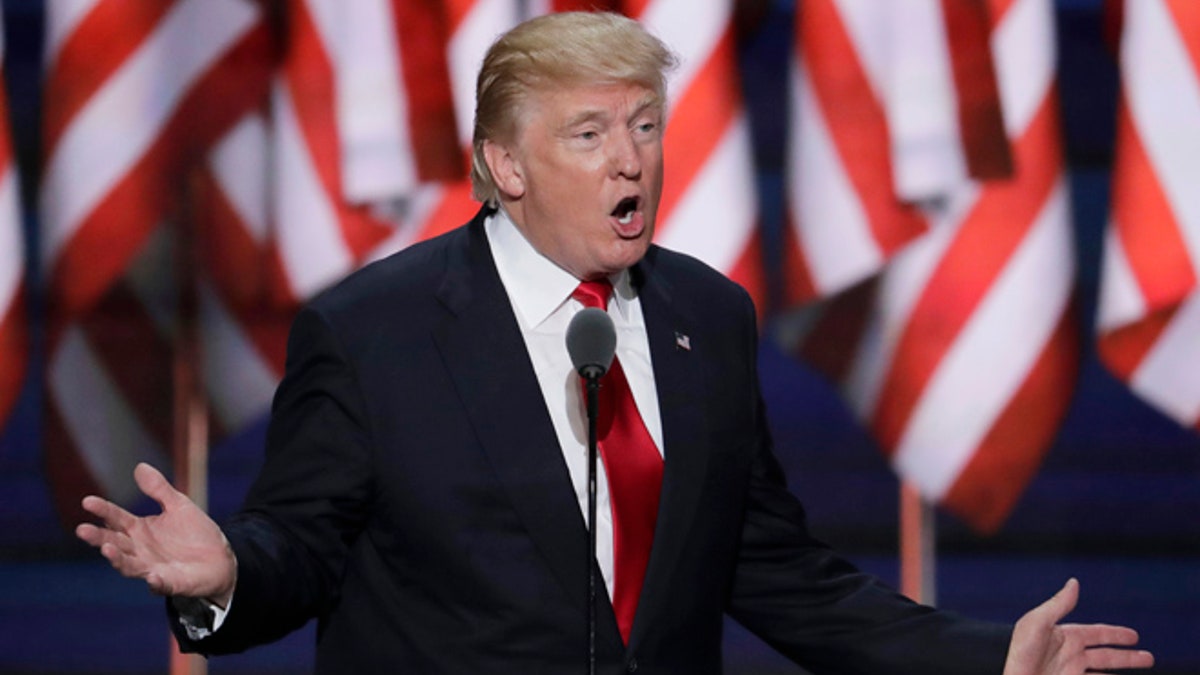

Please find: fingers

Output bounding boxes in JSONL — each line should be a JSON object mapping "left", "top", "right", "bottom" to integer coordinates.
{"left": 79, "top": 494, "right": 137, "bottom": 532}
{"left": 1035, "top": 577, "right": 1080, "bottom": 625}
{"left": 1064, "top": 622, "right": 1141, "bottom": 648}
{"left": 133, "top": 462, "right": 186, "bottom": 511}
{"left": 1085, "top": 646, "right": 1155, "bottom": 672}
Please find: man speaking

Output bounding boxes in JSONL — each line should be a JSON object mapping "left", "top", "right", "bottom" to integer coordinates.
{"left": 77, "top": 11, "right": 1153, "bottom": 674}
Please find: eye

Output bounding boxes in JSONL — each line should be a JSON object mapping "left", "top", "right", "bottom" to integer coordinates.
{"left": 578, "top": 130, "right": 599, "bottom": 141}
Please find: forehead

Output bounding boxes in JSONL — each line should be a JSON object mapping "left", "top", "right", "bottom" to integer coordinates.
{"left": 522, "top": 81, "right": 661, "bottom": 127}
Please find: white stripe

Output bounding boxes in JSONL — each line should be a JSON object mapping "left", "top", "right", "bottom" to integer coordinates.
{"left": 44, "top": 0, "right": 98, "bottom": 63}
{"left": 886, "top": 0, "right": 966, "bottom": 202}
{"left": 0, "top": 167, "right": 20, "bottom": 311}
{"left": 1130, "top": 290, "right": 1200, "bottom": 425}
{"left": 992, "top": 0, "right": 1054, "bottom": 137}
{"left": 638, "top": 0, "right": 729, "bottom": 116}
{"left": 40, "top": 0, "right": 258, "bottom": 267}
{"left": 895, "top": 182, "right": 1072, "bottom": 497}
{"left": 448, "top": 0, "right": 522, "bottom": 146}
{"left": 335, "top": 0, "right": 419, "bottom": 204}
{"left": 841, "top": 187, "right": 972, "bottom": 417}
{"left": 198, "top": 282, "right": 278, "bottom": 429}
{"left": 272, "top": 81, "right": 353, "bottom": 299}
{"left": 788, "top": 64, "right": 883, "bottom": 295}
{"left": 1123, "top": 0, "right": 1200, "bottom": 273}
{"left": 834, "top": 0, "right": 890, "bottom": 103}
{"left": 211, "top": 113, "right": 269, "bottom": 244}
{"left": 49, "top": 326, "right": 163, "bottom": 504}
{"left": 655, "top": 117, "right": 755, "bottom": 274}
{"left": 1096, "top": 222, "right": 1147, "bottom": 332}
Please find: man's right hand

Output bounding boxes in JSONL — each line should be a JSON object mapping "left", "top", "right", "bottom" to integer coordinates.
{"left": 75, "top": 462, "right": 237, "bottom": 608}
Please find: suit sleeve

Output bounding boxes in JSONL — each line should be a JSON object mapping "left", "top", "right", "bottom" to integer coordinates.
{"left": 172, "top": 305, "right": 376, "bottom": 655}
{"left": 723, "top": 293, "right": 1013, "bottom": 674}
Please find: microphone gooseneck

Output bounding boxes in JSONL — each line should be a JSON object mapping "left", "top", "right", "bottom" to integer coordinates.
{"left": 565, "top": 305, "right": 615, "bottom": 675}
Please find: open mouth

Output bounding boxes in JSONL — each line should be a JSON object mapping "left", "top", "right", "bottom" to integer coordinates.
{"left": 611, "top": 196, "right": 640, "bottom": 225}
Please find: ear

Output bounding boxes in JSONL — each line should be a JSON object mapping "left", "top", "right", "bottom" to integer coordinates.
{"left": 483, "top": 139, "right": 525, "bottom": 199}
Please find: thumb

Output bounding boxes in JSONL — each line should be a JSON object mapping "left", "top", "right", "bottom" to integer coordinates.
{"left": 1036, "top": 578, "right": 1079, "bottom": 625}
{"left": 133, "top": 462, "right": 186, "bottom": 511}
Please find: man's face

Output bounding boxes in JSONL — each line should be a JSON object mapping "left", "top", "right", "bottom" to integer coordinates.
{"left": 487, "top": 82, "right": 665, "bottom": 280}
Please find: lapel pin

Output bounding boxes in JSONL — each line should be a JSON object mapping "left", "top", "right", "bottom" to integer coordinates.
{"left": 674, "top": 331, "right": 691, "bottom": 351}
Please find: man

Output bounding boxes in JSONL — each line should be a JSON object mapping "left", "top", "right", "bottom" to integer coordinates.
{"left": 77, "top": 12, "right": 1153, "bottom": 674}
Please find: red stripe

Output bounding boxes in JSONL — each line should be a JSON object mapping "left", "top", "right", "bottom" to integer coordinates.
{"left": 48, "top": 23, "right": 272, "bottom": 319}
{"left": 619, "top": 0, "right": 651, "bottom": 18}
{"left": 78, "top": 281, "right": 175, "bottom": 446}
{"left": 283, "top": 0, "right": 391, "bottom": 260}
{"left": 781, "top": 221, "right": 818, "bottom": 306}
{"left": 42, "top": 0, "right": 174, "bottom": 156}
{"left": 871, "top": 91, "right": 1062, "bottom": 452}
{"left": 1098, "top": 304, "right": 1176, "bottom": 380}
{"left": 391, "top": 0, "right": 463, "bottom": 182}
{"left": 658, "top": 26, "right": 740, "bottom": 228}
{"left": 799, "top": 0, "right": 927, "bottom": 259}
{"left": 723, "top": 226, "right": 766, "bottom": 313}
{"left": 0, "top": 286, "right": 26, "bottom": 426}
{"left": 194, "top": 167, "right": 269, "bottom": 309}
{"left": 417, "top": 182, "right": 483, "bottom": 243}
{"left": 192, "top": 166, "right": 290, "bottom": 375}
{"left": 442, "top": 0, "right": 476, "bottom": 30}
{"left": 1166, "top": 0, "right": 1200, "bottom": 79}
{"left": 941, "top": 299, "right": 1078, "bottom": 533}
{"left": 796, "top": 278, "right": 877, "bottom": 384}
{"left": 1109, "top": 99, "right": 1198, "bottom": 310}
{"left": 941, "top": 0, "right": 1012, "bottom": 180}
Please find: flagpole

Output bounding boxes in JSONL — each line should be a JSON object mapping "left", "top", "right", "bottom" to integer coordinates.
{"left": 899, "top": 481, "right": 936, "bottom": 605}
{"left": 169, "top": 170, "right": 210, "bottom": 675}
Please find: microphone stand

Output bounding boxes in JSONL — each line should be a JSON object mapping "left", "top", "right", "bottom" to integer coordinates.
{"left": 583, "top": 372, "right": 601, "bottom": 675}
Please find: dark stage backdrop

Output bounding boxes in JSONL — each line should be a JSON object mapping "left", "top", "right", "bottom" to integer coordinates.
{"left": 0, "top": 0, "right": 1197, "bottom": 673}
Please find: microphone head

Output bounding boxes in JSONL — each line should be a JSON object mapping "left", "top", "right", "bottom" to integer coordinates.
{"left": 566, "top": 307, "right": 616, "bottom": 380}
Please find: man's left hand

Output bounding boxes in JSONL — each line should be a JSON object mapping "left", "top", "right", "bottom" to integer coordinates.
{"left": 1003, "top": 578, "right": 1154, "bottom": 674}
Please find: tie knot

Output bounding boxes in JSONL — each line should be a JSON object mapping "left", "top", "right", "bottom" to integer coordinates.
{"left": 573, "top": 280, "right": 613, "bottom": 311}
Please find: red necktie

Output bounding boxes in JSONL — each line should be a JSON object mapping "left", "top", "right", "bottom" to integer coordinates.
{"left": 573, "top": 280, "right": 663, "bottom": 644}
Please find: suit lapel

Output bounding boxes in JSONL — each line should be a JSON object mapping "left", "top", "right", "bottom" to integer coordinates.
{"left": 431, "top": 212, "right": 622, "bottom": 650}
{"left": 627, "top": 250, "right": 711, "bottom": 646}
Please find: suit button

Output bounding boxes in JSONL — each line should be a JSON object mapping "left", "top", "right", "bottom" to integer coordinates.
{"left": 626, "top": 657, "right": 638, "bottom": 672}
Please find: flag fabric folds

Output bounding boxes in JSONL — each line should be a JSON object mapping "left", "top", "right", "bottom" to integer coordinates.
{"left": 1096, "top": 0, "right": 1200, "bottom": 431}
{"left": 40, "top": 0, "right": 272, "bottom": 521}
{"left": 785, "top": 0, "right": 1079, "bottom": 533}
{"left": 0, "top": 8, "right": 25, "bottom": 432}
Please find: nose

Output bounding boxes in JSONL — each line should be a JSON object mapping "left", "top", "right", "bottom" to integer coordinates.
{"left": 609, "top": 131, "right": 641, "bottom": 179}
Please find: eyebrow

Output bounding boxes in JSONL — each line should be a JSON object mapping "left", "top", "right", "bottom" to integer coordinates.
{"left": 560, "top": 94, "right": 664, "bottom": 133}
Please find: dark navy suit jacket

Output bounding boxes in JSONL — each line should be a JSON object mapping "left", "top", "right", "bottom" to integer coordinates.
{"left": 173, "top": 207, "right": 1012, "bottom": 673}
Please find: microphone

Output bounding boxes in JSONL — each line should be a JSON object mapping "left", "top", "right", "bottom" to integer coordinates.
{"left": 565, "top": 305, "right": 615, "bottom": 675}
{"left": 566, "top": 307, "right": 616, "bottom": 381}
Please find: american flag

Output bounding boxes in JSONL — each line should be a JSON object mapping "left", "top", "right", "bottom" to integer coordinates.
{"left": 1096, "top": 0, "right": 1200, "bottom": 432}
{"left": 38, "top": 0, "right": 764, "bottom": 524}
{"left": 0, "top": 7, "right": 25, "bottom": 432}
{"left": 40, "top": 0, "right": 272, "bottom": 522}
{"left": 784, "top": 0, "right": 1078, "bottom": 533}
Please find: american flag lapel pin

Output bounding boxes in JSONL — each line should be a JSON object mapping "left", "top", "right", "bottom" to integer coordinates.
{"left": 674, "top": 331, "right": 691, "bottom": 351}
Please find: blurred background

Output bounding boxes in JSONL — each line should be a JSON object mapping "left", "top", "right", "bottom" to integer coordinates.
{"left": 1, "top": 0, "right": 1198, "bottom": 673}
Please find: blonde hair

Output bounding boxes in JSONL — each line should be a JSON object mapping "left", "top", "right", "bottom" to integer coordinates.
{"left": 470, "top": 12, "right": 678, "bottom": 204}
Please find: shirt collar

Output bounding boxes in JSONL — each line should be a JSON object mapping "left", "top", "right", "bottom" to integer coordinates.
{"left": 485, "top": 207, "right": 635, "bottom": 330}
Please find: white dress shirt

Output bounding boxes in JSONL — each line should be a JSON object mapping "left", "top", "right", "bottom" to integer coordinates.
{"left": 485, "top": 208, "right": 664, "bottom": 599}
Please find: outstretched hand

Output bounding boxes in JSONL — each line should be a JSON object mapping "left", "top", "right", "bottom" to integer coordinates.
{"left": 1003, "top": 578, "right": 1153, "bottom": 675}
{"left": 75, "top": 462, "right": 237, "bottom": 607}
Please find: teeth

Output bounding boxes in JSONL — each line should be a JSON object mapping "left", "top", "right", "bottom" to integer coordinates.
{"left": 618, "top": 210, "right": 634, "bottom": 225}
